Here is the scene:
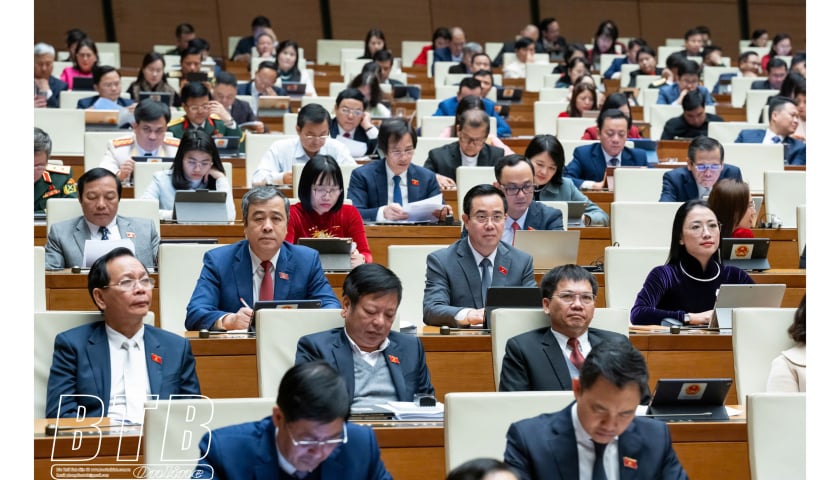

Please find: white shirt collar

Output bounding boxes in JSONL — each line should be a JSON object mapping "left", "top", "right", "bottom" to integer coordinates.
{"left": 467, "top": 240, "right": 498, "bottom": 267}
{"left": 86, "top": 217, "right": 119, "bottom": 240}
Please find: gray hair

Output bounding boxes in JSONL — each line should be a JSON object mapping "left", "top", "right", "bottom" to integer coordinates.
{"left": 34, "top": 42, "right": 56, "bottom": 57}
{"left": 463, "top": 42, "right": 483, "bottom": 56}
{"left": 241, "top": 186, "right": 289, "bottom": 223}
{"left": 34, "top": 127, "right": 52, "bottom": 158}
{"left": 457, "top": 108, "right": 490, "bottom": 137}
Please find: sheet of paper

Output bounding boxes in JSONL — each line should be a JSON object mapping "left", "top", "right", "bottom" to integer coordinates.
{"left": 92, "top": 97, "right": 122, "bottom": 110}
{"left": 403, "top": 194, "right": 443, "bottom": 222}
{"left": 84, "top": 239, "right": 135, "bottom": 267}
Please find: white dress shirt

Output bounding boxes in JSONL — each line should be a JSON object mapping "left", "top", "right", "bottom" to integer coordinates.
{"left": 252, "top": 137, "right": 356, "bottom": 185}
{"left": 106, "top": 324, "right": 150, "bottom": 424}
{"left": 571, "top": 402, "right": 620, "bottom": 480}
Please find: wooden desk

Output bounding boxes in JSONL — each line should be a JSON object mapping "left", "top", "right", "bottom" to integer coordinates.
{"left": 36, "top": 410, "right": 748, "bottom": 480}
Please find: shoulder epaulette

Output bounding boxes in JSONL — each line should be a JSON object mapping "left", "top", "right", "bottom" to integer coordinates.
{"left": 111, "top": 137, "right": 134, "bottom": 147}
{"left": 163, "top": 137, "right": 181, "bottom": 147}
{"left": 45, "top": 164, "right": 72, "bottom": 175}
{"left": 167, "top": 117, "right": 186, "bottom": 127}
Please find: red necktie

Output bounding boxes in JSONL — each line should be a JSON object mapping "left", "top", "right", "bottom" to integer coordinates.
{"left": 511, "top": 221, "right": 520, "bottom": 243}
{"left": 259, "top": 260, "right": 273, "bottom": 301}
{"left": 568, "top": 337, "right": 584, "bottom": 371}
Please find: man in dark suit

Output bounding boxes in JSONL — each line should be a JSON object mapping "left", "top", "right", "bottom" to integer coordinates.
{"left": 660, "top": 136, "right": 742, "bottom": 202}
{"left": 433, "top": 27, "right": 466, "bottom": 65}
{"left": 564, "top": 109, "right": 648, "bottom": 189}
{"left": 499, "top": 265, "right": 629, "bottom": 391}
{"left": 493, "top": 155, "right": 564, "bottom": 244}
{"left": 45, "top": 168, "right": 159, "bottom": 269}
{"left": 734, "top": 97, "right": 806, "bottom": 165}
{"left": 425, "top": 109, "right": 506, "bottom": 190}
{"left": 193, "top": 361, "right": 392, "bottom": 479}
{"left": 329, "top": 88, "right": 378, "bottom": 157}
{"left": 752, "top": 57, "right": 788, "bottom": 90}
{"left": 661, "top": 90, "right": 724, "bottom": 140}
{"left": 423, "top": 184, "right": 536, "bottom": 327}
{"left": 45, "top": 248, "right": 200, "bottom": 420}
{"left": 431, "top": 77, "right": 512, "bottom": 138}
{"left": 34, "top": 43, "right": 68, "bottom": 108}
{"left": 504, "top": 340, "right": 687, "bottom": 480}
{"left": 213, "top": 71, "right": 263, "bottom": 131}
{"left": 348, "top": 118, "right": 452, "bottom": 222}
{"left": 491, "top": 25, "right": 542, "bottom": 67}
{"left": 76, "top": 66, "right": 134, "bottom": 125}
{"left": 236, "top": 60, "right": 284, "bottom": 97}
{"left": 448, "top": 42, "right": 483, "bottom": 74}
{"left": 296, "top": 264, "right": 435, "bottom": 406}
{"left": 185, "top": 186, "right": 340, "bottom": 331}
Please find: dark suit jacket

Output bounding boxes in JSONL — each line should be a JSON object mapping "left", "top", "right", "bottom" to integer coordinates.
{"left": 433, "top": 47, "right": 456, "bottom": 63}
{"left": 448, "top": 63, "right": 468, "bottom": 74}
{"left": 523, "top": 200, "right": 565, "bottom": 230}
{"left": 230, "top": 98, "right": 257, "bottom": 125}
{"left": 505, "top": 403, "right": 688, "bottom": 480}
{"left": 44, "top": 76, "right": 68, "bottom": 108}
{"left": 45, "top": 215, "right": 160, "bottom": 269}
{"left": 185, "top": 240, "right": 340, "bottom": 330}
{"left": 734, "top": 129, "right": 806, "bottom": 165}
{"left": 76, "top": 95, "right": 134, "bottom": 109}
{"left": 659, "top": 165, "right": 743, "bottom": 202}
{"left": 564, "top": 143, "right": 648, "bottom": 188}
{"left": 751, "top": 79, "right": 774, "bottom": 90}
{"left": 423, "top": 238, "right": 536, "bottom": 327}
{"left": 347, "top": 160, "right": 441, "bottom": 221}
{"left": 424, "top": 141, "right": 505, "bottom": 181}
{"left": 660, "top": 113, "right": 724, "bottom": 140}
{"left": 296, "top": 328, "right": 435, "bottom": 401}
{"left": 45, "top": 321, "right": 201, "bottom": 418}
{"left": 431, "top": 96, "right": 512, "bottom": 137}
{"left": 498, "top": 327, "right": 629, "bottom": 391}
{"left": 329, "top": 118, "right": 377, "bottom": 156}
{"left": 194, "top": 417, "right": 392, "bottom": 480}
{"left": 236, "top": 82, "right": 284, "bottom": 96}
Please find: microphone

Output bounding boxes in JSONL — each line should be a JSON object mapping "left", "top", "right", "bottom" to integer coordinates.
{"left": 198, "top": 329, "right": 255, "bottom": 338}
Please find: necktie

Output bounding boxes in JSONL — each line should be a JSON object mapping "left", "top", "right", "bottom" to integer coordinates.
{"left": 392, "top": 175, "right": 403, "bottom": 205}
{"left": 480, "top": 257, "right": 492, "bottom": 303}
{"left": 609, "top": 157, "right": 619, "bottom": 167}
{"left": 772, "top": 135, "right": 782, "bottom": 144}
{"left": 121, "top": 341, "right": 144, "bottom": 423}
{"left": 99, "top": 226, "right": 110, "bottom": 240}
{"left": 294, "top": 471, "right": 309, "bottom": 479}
{"left": 568, "top": 337, "right": 585, "bottom": 371}
{"left": 511, "top": 221, "right": 520, "bottom": 242}
{"left": 259, "top": 260, "right": 273, "bottom": 301}
{"left": 592, "top": 440, "right": 608, "bottom": 480}
{"left": 144, "top": 152, "right": 152, "bottom": 156}
{"left": 343, "top": 132, "right": 351, "bottom": 138}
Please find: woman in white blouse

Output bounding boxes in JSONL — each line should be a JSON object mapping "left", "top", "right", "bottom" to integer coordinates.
{"left": 767, "top": 295, "right": 806, "bottom": 392}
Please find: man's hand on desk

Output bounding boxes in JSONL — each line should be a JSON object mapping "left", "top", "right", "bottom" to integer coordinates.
{"left": 383, "top": 204, "right": 409, "bottom": 221}
{"left": 435, "top": 174, "right": 456, "bottom": 191}
{"left": 460, "top": 308, "right": 485, "bottom": 327}
{"left": 220, "top": 307, "right": 253, "bottom": 330}
{"left": 685, "top": 310, "right": 713, "bottom": 326}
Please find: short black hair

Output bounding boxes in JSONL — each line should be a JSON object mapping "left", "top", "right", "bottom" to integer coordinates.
{"left": 134, "top": 99, "right": 171, "bottom": 124}
{"left": 677, "top": 59, "right": 702, "bottom": 78}
{"left": 93, "top": 65, "right": 118, "bottom": 85}
{"left": 88, "top": 247, "right": 136, "bottom": 311}
{"left": 342, "top": 263, "right": 403, "bottom": 306}
{"left": 665, "top": 52, "right": 685, "bottom": 70}
{"left": 175, "top": 23, "right": 195, "bottom": 36}
{"left": 296, "top": 103, "right": 331, "bottom": 129}
{"left": 687, "top": 136, "right": 724, "bottom": 163}
{"left": 596, "top": 108, "right": 629, "bottom": 130}
{"left": 276, "top": 361, "right": 350, "bottom": 423}
{"left": 769, "top": 96, "right": 796, "bottom": 118}
{"left": 514, "top": 37, "right": 534, "bottom": 50}
{"left": 493, "top": 154, "right": 534, "bottom": 182}
{"left": 188, "top": 38, "right": 210, "bottom": 52}
{"left": 446, "top": 458, "right": 518, "bottom": 480}
{"left": 377, "top": 117, "right": 416, "bottom": 154}
{"left": 684, "top": 27, "right": 704, "bottom": 40}
{"left": 579, "top": 340, "right": 649, "bottom": 399}
{"left": 540, "top": 264, "right": 598, "bottom": 299}
{"left": 681, "top": 89, "right": 706, "bottom": 112}
{"left": 297, "top": 155, "right": 344, "bottom": 214}
{"left": 214, "top": 71, "right": 237, "bottom": 87}
{"left": 739, "top": 50, "right": 758, "bottom": 63}
{"left": 458, "top": 77, "right": 481, "bottom": 92}
{"left": 335, "top": 88, "right": 367, "bottom": 109}
{"left": 180, "top": 81, "right": 210, "bottom": 102}
{"left": 372, "top": 49, "right": 394, "bottom": 64}
{"left": 462, "top": 184, "right": 507, "bottom": 216}
{"left": 180, "top": 45, "right": 203, "bottom": 60}
{"left": 432, "top": 27, "right": 452, "bottom": 43}
{"left": 256, "top": 60, "right": 278, "bottom": 73}
{"left": 766, "top": 57, "right": 789, "bottom": 72}
{"left": 78, "top": 167, "right": 121, "bottom": 200}
{"left": 251, "top": 15, "right": 271, "bottom": 29}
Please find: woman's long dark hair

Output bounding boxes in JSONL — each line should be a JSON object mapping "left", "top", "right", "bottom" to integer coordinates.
{"left": 170, "top": 130, "right": 225, "bottom": 190}
{"left": 524, "top": 134, "right": 565, "bottom": 188}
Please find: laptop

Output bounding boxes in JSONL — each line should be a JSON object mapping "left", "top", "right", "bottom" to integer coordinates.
{"left": 138, "top": 91, "right": 173, "bottom": 105}
{"left": 282, "top": 81, "right": 307, "bottom": 96}
{"left": 297, "top": 237, "right": 353, "bottom": 271}
{"left": 496, "top": 86, "right": 523, "bottom": 103}
{"left": 708, "top": 283, "right": 786, "bottom": 330}
{"left": 250, "top": 299, "right": 323, "bottom": 333}
{"left": 564, "top": 201, "right": 587, "bottom": 227}
{"left": 257, "top": 95, "right": 291, "bottom": 117}
{"left": 84, "top": 110, "right": 120, "bottom": 126}
{"left": 172, "top": 190, "right": 229, "bottom": 224}
{"left": 720, "top": 238, "right": 771, "bottom": 271}
{"left": 72, "top": 77, "right": 94, "bottom": 91}
{"left": 213, "top": 136, "right": 241, "bottom": 157}
{"left": 645, "top": 378, "right": 732, "bottom": 422}
{"left": 185, "top": 72, "right": 209, "bottom": 83}
{"left": 512, "top": 230, "right": 580, "bottom": 271}
{"left": 392, "top": 84, "right": 421, "bottom": 100}
{"left": 483, "top": 286, "right": 543, "bottom": 329}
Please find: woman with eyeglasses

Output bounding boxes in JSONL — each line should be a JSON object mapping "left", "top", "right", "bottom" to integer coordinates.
{"left": 630, "top": 199, "right": 754, "bottom": 326}
{"left": 141, "top": 129, "right": 235, "bottom": 221}
{"left": 286, "top": 155, "right": 371, "bottom": 267}
{"left": 707, "top": 179, "right": 756, "bottom": 238}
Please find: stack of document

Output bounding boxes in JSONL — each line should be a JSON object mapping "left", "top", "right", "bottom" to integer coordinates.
{"left": 399, "top": 320, "right": 417, "bottom": 334}
{"left": 381, "top": 401, "right": 444, "bottom": 421}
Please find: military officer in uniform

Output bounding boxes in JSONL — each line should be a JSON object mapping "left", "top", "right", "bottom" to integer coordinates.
{"left": 167, "top": 81, "right": 242, "bottom": 141}
{"left": 35, "top": 127, "right": 77, "bottom": 213}
{"left": 100, "top": 99, "right": 180, "bottom": 185}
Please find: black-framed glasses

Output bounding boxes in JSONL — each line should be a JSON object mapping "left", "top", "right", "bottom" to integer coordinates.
{"left": 501, "top": 184, "right": 534, "bottom": 196}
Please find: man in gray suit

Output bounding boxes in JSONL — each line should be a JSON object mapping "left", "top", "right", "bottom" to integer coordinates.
{"left": 493, "top": 154, "right": 564, "bottom": 245}
{"left": 423, "top": 184, "right": 536, "bottom": 327}
{"left": 499, "top": 264, "right": 629, "bottom": 391}
{"left": 45, "top": 168, "right": 159, "bottom": 270}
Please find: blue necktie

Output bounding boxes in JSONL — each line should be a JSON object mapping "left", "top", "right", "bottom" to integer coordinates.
{"left": 480, "top": 258, "right": 492, "bottom": 304}
{"left": 592, "top": 440, "right": 608, "bottom": 480}
{"left": 772, "top": 136, "right": 782, "bottom": 144}
{"left": 99, "top": 226, "right": 110, "bottom": 240}
{"left": 392, "top": 175, "right": 403, "bottom": 205}
{"left": 609, "top": 157, "right": 619, "bottom": 167}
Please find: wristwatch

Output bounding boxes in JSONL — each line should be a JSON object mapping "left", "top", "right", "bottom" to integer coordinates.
{"left": 683, "top": 313, "right": 691, "bottom": 325}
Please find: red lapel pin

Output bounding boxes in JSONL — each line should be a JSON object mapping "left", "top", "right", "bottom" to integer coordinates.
{"left": 278, "top": 272, "right": 289, "bottom": 280}
{"left": 126, "top": 232, "right": 136, "bottom": 238}
{"left": 623, "top": 457, "right": 638, "bottom": 470}
{"left": 388, "top": 355, "right": 400, "bottom": 364}
{"left": 411, "top": 179, "right": 419, "bottom": 186}
{"left": 151, "top": 353, "right": 162, "bottom": 365}
{"left": 498, "top": 266, "right": 508, "bottom": 275}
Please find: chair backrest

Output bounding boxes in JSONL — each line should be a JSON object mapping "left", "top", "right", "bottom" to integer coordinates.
{"left": 732, "top": 77, "right": 766, "bottom": 107}
{"left": 701, "top": 66, "right": 739, "bottom": 92}
{"left": 152, "top": 44, "right": 173, "bottom": 54}
{"left": 648, "top": 104, "right": 682, "bottom": 141}
{"left": 444, "top": 391, "right": 575, "bottom": 471}
{"left": 143, "top": 397, "right": 275, "bottom": 473}
{"left": 525, "top": 63, "right": 557, "bottom": 92}
{"left": 746, "top": 89, "right": 780, "bottom": 123}
{"left": 434, "top": 62, "right": 460, "bottom": 88}
{"left": 536, "top": 201, "right": 568, "bottom": 230}
{"left": 34, "top": 109, "right": 85, "bottom": 155}
{"left": 421, "top": 116, "right": 456, "bottom": 137}
{"left": 97, "top": 42, "right": 121, "bottom": 68}
{"left": 558, "top": 140, "right": 599, "bottom": 164}
{"left": 490, "top": 307, "right": 630, "bottom": 389}
{"left": 255, "top": 309, "right": 345, "bottom": 397}
{"left": 604, "top": 246, "right": 669, "bottom": 308}
{"left": 401, "top": 40, "right": 428, "bottom": 67}
{"left": 246, "top": 134, "right": 293, "bottom": 186}
{"left": 132, "top": 162, "right": 171, "bottom": 198}
{"left": 542, "top": 73, "right": 562, "bottom": 88}
{"left": 610, "top": 202, "right": 681, "bottom": 248}
{"left": 316, "top": 39, "right": 363, "bottom": 65}
{"left": 619, "top": 64, "right": 640, "bottom": 87}
{"left": 612, "top": 168, "right": 666, "bottom": 202}
{"left": 641, "top": 89, "right": 662, "bottom": 121}
{"left": 598, "top": 54, "right": 625, "bottom": 76}
{"left": 84, "top": 131, "right": 131, "bottom": 173}
{"left": 412, "top": 137, "right": 454, "bottom": 166}
{"left": 388, "top": 244, "right": 447, "bottom": 325}
{"left": 763, "top": 171, "right": 806, "bottom": 228}
{"left": 341, "top": 56, "right": 368, "bottom": 77}
{"left": 435, "top": 84, "right": 459, "bottom": 100}
{"left": 796, "top": 205, "right": 805, "bottom": 255}
{"left": 723, "top": 143, "right": 785, "bottom": 193}
{"left": 747, "top": 392, "right": 806, "bottom": 480}
{"left": 731, "top": 307, "right": 797, "bottom": 405}
{"left": 443, "top": 74, "right": 469, "bottom": 88}
{"left": 300, "top": 96, "right": 335, "bottom": 113}
{"left": 656, "top": 46, "right": 683, "bottom": 67}
{"left": 158, "top": 244, "right": 223, "bottom": 334}
{"left": 415, "top": 99, "right": 439, "bottom": 131}
{"left": 283, "top": 113, "right": 298, "bottom": 136}
{"left": 707, "top": 122, "right": 765, "bottom": 144}
{"left": 740, "top": 44, "right": 771, "bottom": 57}
{"left": 329, "top": 81, "right": 347, "bottom": 98}
{"left": 291, "top": 162, "right": 358, "bottom": 198}
{"left": 456, "top": 167, "right": 496, "bottom": 217}
{"left": 46, "top": 198, "right": 161, "bottom": 236}
{"left": 34, "top": 246, "right": 46, "bottom": 312}
{"left": 35, "top": 311, "right": 154, "bottom": 418}
{"left": 555, "top": 117, "right": 596, "bottom": 140}
{"left": 533, "top": 101, "right": 568, "bottom": 135}
{"left": 538, "top": 87, "right": 570, "bottom": 101}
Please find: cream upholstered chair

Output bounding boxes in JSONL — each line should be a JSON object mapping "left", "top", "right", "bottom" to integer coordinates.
{"left": 35, "top": 311, "right": 154, "bottom": 418}
{"left": 731, "top": 307, "right": 797, "bottom": 405}
{"left": 34, "top": 247, "right": 46, "bottom": 312}
{"left": 35, "top": 109, "right": 85, "bottom": 155}
{"left": 533, "top": 101, "right": 568, "bottom": 135}
{"left": 401, "top": 40, "right": 428, "bottom": 67}
{"left": 722, "top": 143, "right": 785, "bottom": 194}
{"left": 132, "top": 162, "right": 171, "bottom": 199}
{"left": 490, "top": 307, "right": 630, "bottom": 389}
{"left": 538, "top": 87, "right": 570, "bottom": 101}
{"left": 612, "top": 168, "right": 667, "bottom": 202}
{"left": 435, "top": 85, "right": 459, "bottom": 100}
{"left": 732, "top": 77, "right": 766, "bottom": 107}
{"left": 46, "top": 198, "right": 161, "bottom": 236}
{"left": 559, "top": 140, "right": 599, "bottom": 163}
{"left": 536, "top": 201, "right": 568, "bottom": 230}
{"left": 707, "top": 121, "right": 764, "bottom": 144}
{"left": 84, "top": 131, "right": 132, "bottom": 173}
{"left": 555, "top": 117, "right": 596, "bottom": 140}
{"left": 434, "top": 62, "right": 460, "bottom": 88}
{"left": 648, "top": 104, "right": 682, "bottom": 141}
{"left": 412, "top": 137, "right": 453, "bottom": 166}
{"left": 619, "top": 63, "right": 640, "bottom": 87}
{"left": 525, "top": 63, "right": 557, "bottom": 92}
{"left": 610, "top": 202, "right": 681, "bottom": 248}
{"left": 157, "top": 244, "right": 223, "bottom": 334}
{"left": 143, "top": 397, "right": 275, "bottom": 476}
{"left": 747, "top": 392, "right": 806, "bottom": 480}
{"left": 389, "top": 245, "right": 445, "bottom": 326}
{"left": 763, "top": 171, "right": 806, "bottom": 228}
{"left": 702, "top": 66, "right": 739, "bottom": 93}
{"left": 300, "top": 96, "right": 335, "bottom": 113}
{"left": 422, "top": 116, "right": 455, "bottom": 137}
{"left": 604, "top": 246, "right": 669, "bottom": 309}
{"left": 796, "top": 205, "right": 805, "bottom": 255}
{"left": 245, "top": 133, "right": 292, "bottom": 186}
{"left": 745, "top": 89, "right": 779, "bottom": 123}
{"left": 316, "top": 39, "right": 363, "bottom": 65}
{"left": 414, "top": 99, "right": 439, "bottom": 132}
{"left": 444, "top": 391, "right": 575, "bottom": 472}
{"left": 456, "top": 167, "right": 497, "bottom": 219}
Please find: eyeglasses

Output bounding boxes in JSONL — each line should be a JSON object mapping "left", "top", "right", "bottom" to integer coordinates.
{"left": 339, "top": 107, "right": 364, "bottom": 117}
{"left": 288, "top": 423, "right": 347, "bottom": 449}
{"left": 303, "top": 135, "right": 330, "bottom": 142}
{"left": 693, "top": 164, "right": 722, "bottom": 172}
{"left": 459, "top": 133, "right": 487, "bottom": 147}
{"left": 186, "top": 161, "right": 212, "bottom": 170}
{"left": 103, "top": 277, "right": 155, "bottom": 291}
{"left": 552, "top": 291, "right": 596, "bottom": 305}
{"left": 470, "top": 213, "right": 506, "bottom": 224}
{"left": 685, "top": 222, "right": 721, "bottom": 234}
{"left": 388, "top": 149, "right": 414, "bottom": 159}
{"left": 186, "top": 104, "right": 210, "bottom": 113}
{"left": 313, "top": 186, "right": 342, "bottom": 196}
{"left": 501, "top": 183, "right": 534, "bottom": 196}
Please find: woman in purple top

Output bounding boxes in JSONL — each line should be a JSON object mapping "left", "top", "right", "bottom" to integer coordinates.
{"left": 630, "top": 200, "right": 754, "bottom": 326}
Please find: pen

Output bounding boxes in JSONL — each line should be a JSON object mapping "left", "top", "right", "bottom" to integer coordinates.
{"left": 240, "top": 297, "right": 252, "bottom": 310}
